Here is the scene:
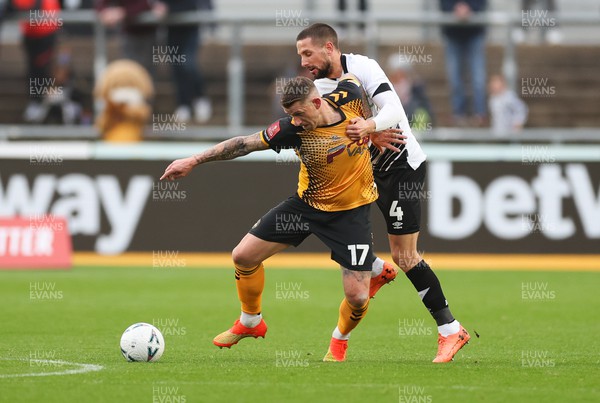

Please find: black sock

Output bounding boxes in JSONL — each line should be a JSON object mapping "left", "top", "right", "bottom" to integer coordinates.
{"left": 405, "top": 260, "right": 455, "bottom": 326}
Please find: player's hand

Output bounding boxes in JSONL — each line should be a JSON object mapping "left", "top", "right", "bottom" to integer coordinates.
{"left": 370, "top": 128, "right": 406, "bottom": 153}
{"left": 160, "top": 157, "right": 196, "bottom": 181}
{"left": 346, "top": 117, "right": 376, "bottom": 140}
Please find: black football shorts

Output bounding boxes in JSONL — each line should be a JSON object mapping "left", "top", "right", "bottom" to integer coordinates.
{"left": 249, "top": 195, "right": 373, "bottom": 271}
{"left": 374, "top": 161, "right": 427, "bottom": 235}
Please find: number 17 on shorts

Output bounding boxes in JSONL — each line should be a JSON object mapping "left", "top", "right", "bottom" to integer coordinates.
{"left": 347, "top": 244, "right": 370, "bottom": 266}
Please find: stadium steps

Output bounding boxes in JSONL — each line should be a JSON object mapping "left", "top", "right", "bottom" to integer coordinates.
{"left": 0, "top": 39, "right": 599, "bottom": 129}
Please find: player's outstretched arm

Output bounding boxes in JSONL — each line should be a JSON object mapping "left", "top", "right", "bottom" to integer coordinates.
{"left": 160, "top": 132, "right": 267, "bottom": 181}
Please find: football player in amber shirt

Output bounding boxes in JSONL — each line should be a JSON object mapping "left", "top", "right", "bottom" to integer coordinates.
{"left": 161, "top": 75, "right": 403, "bottom": 362}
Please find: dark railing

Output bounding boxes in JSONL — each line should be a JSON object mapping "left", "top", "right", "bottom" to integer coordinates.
{"left": 3, "top": 9, "right": 598, "bottom": 140}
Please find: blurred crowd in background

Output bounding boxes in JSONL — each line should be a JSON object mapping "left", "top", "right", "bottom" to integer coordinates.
{"left": 0, "top": 0, "right": 574, "bottom": 140}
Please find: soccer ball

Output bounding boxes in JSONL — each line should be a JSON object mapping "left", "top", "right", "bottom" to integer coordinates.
{"left": 120, "top": 323, "right": 165, "bottom": 362}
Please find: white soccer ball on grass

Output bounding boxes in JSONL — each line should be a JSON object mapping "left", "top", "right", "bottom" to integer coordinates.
{"left": 120, "top": 323, "right": 165, "bottom": 362}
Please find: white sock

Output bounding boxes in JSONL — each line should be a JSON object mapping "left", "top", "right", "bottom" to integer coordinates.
{"left": 332, "top": 326, "right": 350, "bottom": 340}
{"left": 438, "top": 320, "right": 460, "bottom": 337}
{"left": 240, "top": 312, "right": 262, "bottom": 328}
{"left": 371, "top": 257, "right": 385, "bottom": 278}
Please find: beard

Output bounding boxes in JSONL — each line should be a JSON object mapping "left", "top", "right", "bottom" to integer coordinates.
{"left": 314, "top": 61, "right": 333, "bottom": 79}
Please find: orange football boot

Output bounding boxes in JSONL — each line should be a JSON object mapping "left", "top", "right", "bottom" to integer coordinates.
{"left": 432, "top": 325, "right": 470, "bottom": 363}
{"left": 323, "top": 338, "right": 348, "bottom": 362}
{"left": 213, "top": 319, "right": 267, "bottom": 348}
{"left": 369, "top": 261, "right": 398, "bottom": 298}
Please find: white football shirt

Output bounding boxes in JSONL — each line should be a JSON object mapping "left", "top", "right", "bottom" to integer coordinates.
{"left": 314, "top": 53, "right": 426, "bottom": 172}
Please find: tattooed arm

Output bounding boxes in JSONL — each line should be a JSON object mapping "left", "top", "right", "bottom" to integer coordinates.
{"left": 160, "top": 132, "right": 267, "bottom": 181}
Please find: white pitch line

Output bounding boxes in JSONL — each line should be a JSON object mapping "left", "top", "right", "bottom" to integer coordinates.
{"left": 0, "top": 359, "right": 103, "bottom": 378}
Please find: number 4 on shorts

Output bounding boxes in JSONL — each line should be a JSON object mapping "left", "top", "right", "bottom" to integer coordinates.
{"left": 389, "top": 200, "right": 403, "bottom": 221}
{"left": 348, "top": 244, "right": 369, "bottom": 266}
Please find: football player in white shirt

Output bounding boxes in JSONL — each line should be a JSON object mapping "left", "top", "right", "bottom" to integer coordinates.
{"left": 296, "top": 23, "right": 469, "bottom": 363}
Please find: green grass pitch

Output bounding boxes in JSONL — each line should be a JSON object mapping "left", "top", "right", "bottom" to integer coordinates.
{"left": 1, "top": 265, "right": 599, "bottom": 402}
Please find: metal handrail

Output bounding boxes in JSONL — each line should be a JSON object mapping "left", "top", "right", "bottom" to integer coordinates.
{"left": 1, "top": 124, "right": 599, "bottom": 144}
{"left": 4, "top": 10, "right": 599, "bottom": 133}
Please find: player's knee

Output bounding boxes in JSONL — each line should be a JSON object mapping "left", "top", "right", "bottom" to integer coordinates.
{"left": 391, "top": 246, "right": 421, "bottom": 272}
{"left": 345, "top": 290, "right": 369, "bottom": 308}
{"left": 231, "top": 246, "right": 260, "bottom": 269}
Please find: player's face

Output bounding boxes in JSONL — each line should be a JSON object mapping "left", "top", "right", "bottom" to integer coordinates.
{"left": 284, "top": 98, "right": 320, "bottom": 131}
{"left": 296, "top": 38, "right": 334, "bottom": 79}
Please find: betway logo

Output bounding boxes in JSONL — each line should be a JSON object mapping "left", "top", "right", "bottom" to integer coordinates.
{"left": 0, "top": 174, "right": 152, "bottom": 254}
{"left": 429, "top": 162, "right": 600, "bottom": 240}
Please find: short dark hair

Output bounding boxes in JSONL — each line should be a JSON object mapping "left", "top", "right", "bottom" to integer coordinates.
{"left": 296, "top": 23, "right": 339, "bottom": 48}
{"left": 280, "top": 76, "right": 316, "bottom": 109}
